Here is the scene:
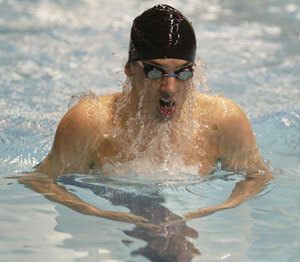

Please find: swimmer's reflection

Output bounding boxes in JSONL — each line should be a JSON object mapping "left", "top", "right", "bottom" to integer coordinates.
{"left": 19, "top": 171, "right": 271, "bottom": 261}
{"left": 59, "top": 175, "right": 200, "bottom": 261}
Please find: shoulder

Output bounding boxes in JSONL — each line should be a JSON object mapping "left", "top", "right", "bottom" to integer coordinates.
{"left": 57, "top": 92, "right": 121, "bottom": 135}
{"left": 35, "top": 92, "right": 121, "bottom": 175}
{"left": 198, "top": 94, "right": 253, "bottom": 144}
{"left": 66, "top": 92, "right": 121, "bottom": 119}
{"left": 194, "top": 93, "right": 266, "bottom": 172}
{"left": 216, "top": 96, "right": 249, "bottom": 129}
{"left": 195, "top": 93, "right": 248, "bottom": 127}
{"left": 211, "top": 97, "right": 264, "bottom": 171}
{"left": 54, "top": 92, "right": 122, "bottom": 160}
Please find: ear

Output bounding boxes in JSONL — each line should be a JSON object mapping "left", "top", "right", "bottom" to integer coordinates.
{"left": 124, "top": 62, "right": 133, "bottom": 77}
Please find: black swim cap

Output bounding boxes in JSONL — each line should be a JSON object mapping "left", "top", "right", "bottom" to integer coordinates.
{"left": 128, "top": 4, "right": 197, "bottom": 63}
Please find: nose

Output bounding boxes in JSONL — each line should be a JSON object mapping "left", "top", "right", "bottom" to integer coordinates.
{"left": 160, "top": 77, "right": 177, "bottom": 96}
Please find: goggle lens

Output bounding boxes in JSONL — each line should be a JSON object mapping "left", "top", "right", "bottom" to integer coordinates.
{"left": 177, "top": 68, "right": 193, "bottom": 81}
{"left": 141, "top": 63, "right": 193, "bottom": 81}
{"left": 147, "top": 67, "right": 163, "bottom": 80}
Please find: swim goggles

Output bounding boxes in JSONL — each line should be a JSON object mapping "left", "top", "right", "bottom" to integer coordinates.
{"left": 139, "top": 61, "right": 194, "bottom": 81}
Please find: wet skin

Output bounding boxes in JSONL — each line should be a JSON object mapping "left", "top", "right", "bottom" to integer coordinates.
{"left": 19, "top": 58, "right": 272, "bottom": 238}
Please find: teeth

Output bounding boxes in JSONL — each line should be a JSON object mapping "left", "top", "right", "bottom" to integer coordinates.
{"left": 160, "top": 98, "right": 174, "bottom": 107}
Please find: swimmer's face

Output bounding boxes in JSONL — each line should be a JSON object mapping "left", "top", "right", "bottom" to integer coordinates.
{"left": 126, "top": 58, "right": 193, "bottom": 120}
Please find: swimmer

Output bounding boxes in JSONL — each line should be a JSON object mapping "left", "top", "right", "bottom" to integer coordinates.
{"left": 19, "top": 5, "right": 272, "bottom": 223}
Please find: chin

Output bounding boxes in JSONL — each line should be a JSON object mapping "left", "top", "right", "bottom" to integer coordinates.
{"left": 155, "top": 107, "right": 177, "bottom": 122}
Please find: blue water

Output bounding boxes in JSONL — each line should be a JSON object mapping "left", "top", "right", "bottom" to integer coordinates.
{"left": 0, "top": 0, "right": 299, "bottom": 261}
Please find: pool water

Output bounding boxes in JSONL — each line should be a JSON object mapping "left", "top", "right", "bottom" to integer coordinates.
{"left": 0, "top": 0, "right": 299, "bottom": 261}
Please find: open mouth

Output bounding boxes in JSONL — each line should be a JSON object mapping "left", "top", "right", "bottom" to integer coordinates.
{"left": 157, "top": 98, "right": 176, "bottom": 116}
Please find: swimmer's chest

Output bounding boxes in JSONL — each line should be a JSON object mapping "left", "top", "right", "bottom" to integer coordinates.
{"left": 93, "top": 127, "right": 219, "bottom": 171}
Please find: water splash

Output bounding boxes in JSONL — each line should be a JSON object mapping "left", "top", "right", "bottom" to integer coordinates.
{"left": 100, "top": 64, "right": 215, "bottom": 177}
{"left": 68, "top": 90, "right": 98, "bottom": 108}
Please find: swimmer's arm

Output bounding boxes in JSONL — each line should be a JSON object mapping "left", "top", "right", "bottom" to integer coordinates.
{"left": 216, "top": 103, "right": 272, "bottom": 208}
{"left": 183, "top": 172, "right": 272, "bottom": 220}
{"left": 18, "top": 174, "right": 151, "bottom": 226}
{"left": 19, "top": 97, "right": 153, "bottom": 226}
{"left": 218, "top": 101, "right": 267, "bottom": 173}
{"left": 19, "top": 108, "right": 152, "bottom": 226}
{"left": 183, "top": 101, "right": 272, "bottom": 220}
{"left": 35, "top": 101, "right": 101, "bottom": 177}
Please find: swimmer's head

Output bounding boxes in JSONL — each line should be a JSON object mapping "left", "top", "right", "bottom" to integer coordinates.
{"left": 128, "top": 5, "right": 196, "bottom": 63}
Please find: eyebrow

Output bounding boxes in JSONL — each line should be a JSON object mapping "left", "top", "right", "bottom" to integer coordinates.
{"left": 145, "top": 61, "right": 192, "bottom": 70}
